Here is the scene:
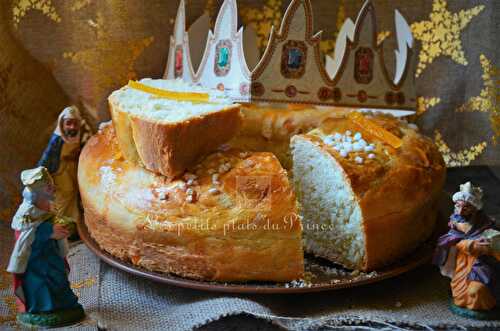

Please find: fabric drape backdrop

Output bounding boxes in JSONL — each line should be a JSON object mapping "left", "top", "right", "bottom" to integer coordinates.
{"left": 0, "top": 0, "right": 498, "bottom": 222}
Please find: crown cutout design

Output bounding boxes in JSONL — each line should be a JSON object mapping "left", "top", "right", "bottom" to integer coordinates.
{"left": 163, "top": 0, "right": 196, "bottom": 82}
{"left": 195, "top": 0, "right": 251, "bottom": 101}
{"left": 164, "top": 0, "right": 417, "bottom": 111}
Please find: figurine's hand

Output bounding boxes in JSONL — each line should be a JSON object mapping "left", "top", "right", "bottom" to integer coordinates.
{"left": 472, "top": 239, "right": 491, "bottom": 255}
{"left": 51, "top": 224, "right": 70, "bottom": 240}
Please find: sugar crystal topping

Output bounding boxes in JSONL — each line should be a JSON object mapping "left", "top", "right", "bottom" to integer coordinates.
{"left": 322, "top": 131, "right": 377, "bottom": 163}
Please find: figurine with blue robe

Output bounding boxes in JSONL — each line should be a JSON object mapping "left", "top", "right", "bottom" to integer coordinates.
{"left": 7, "top": 167, "right": 85, "bottom": 328}
{"left": 38, "top": 106, "right": 84, "bottom": 224}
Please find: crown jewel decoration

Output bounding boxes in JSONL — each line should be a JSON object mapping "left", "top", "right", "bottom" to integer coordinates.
{"left": 164, "top": 0, "right": 416, "bottom": 111}
{"left": 164, "top": 0, "right": 196, "bottom": 82}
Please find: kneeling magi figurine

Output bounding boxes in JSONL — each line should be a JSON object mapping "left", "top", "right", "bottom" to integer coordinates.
{"left": 434, "top": 182, "right": 500, "bottom": 320}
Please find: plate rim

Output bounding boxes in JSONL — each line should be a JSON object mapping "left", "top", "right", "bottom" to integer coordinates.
{"left": 77, "top": 218, "right": 437, "bottom": 294}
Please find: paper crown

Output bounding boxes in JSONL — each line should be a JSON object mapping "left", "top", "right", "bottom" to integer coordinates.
{"left": 164, "top": 0, "right": 416, "bottom": 111}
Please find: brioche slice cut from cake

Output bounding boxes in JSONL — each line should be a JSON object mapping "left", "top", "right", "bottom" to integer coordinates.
{"left": 78, "top": 124, "right": 304, "bottom": 282}
{"left": 291, "top": 112, "right": 446, "bottom": 271}
{"left": 109, "top": 78, "right": 242, "bottom": 178}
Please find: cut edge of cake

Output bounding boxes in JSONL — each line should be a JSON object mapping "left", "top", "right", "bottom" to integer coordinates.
{"left": 291, "top": 113, "right": 446, "bottom": 271}
{"left": 291, "top": 135, "right": 366, "bottom": 270}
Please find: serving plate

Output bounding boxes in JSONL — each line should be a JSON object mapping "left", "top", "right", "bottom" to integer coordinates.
{"left": 77, "top": 193, "right": 450, "bottom": 294}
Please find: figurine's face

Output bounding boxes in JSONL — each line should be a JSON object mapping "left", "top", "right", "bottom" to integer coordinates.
{"left": 62, "top": 118, "right": 80, "bottom": 138}
{"left": 454, "top": 221, "right": 472, "bottom": 234}
{"left": 454, "top": 200, "right": 476, "bottom": 217}
{"left": 35, "top": 183, "right": 56, "bottom": 211}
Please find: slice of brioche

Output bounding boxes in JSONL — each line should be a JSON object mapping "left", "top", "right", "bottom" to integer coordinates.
{"left": 291, "top": 113, "right": 446, "bottom": 271}
{"left": 109, "top": 79, "right": 242, "bottom": 178}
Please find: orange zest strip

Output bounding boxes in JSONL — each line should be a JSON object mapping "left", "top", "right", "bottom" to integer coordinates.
{"left": 348, "top": 112, "right": 403, "bottom": 149}
{"left": 287, "top": 104, "right": 311, "bottom": 111}
{"left": 128, "top": 80, "right": 210, "bottom": 103}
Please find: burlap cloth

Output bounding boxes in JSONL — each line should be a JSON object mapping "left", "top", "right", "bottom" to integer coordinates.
{"left": 1, "top": 167, "right": 499, "bottom": 331}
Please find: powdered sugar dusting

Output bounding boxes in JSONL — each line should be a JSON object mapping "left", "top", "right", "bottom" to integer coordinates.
{"left": 98, "top": 120, "right": 113, "bottom": 133}
{"left": 100, "top": 166, "right": 116, "bottom": 187}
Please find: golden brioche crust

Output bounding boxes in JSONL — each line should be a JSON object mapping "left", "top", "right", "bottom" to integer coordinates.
{"left": 78, "top": 125, "right": 304, "bottom": 282}
{"left": 293, "top": 113, "right": 446, "bottom": 271}
{"left": 229, "top": 105, "right": 349, "bottom": 169}
{"left": 109, "top": 94, "right": 242, "bottom": 179}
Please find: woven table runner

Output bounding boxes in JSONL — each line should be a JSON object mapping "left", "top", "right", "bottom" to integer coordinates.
{"left": 1, "top": 224, "right": 499, "bottom": 331}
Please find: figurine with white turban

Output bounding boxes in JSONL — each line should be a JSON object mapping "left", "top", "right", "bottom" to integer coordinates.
{"left": 434, "top": 182, "right": 500, "bottom": 319}
{"left": 37, "top": 106, "right": 85, "bottom": 225}
{"left": 7, "top": 167, "right": 84, "bottom": 328}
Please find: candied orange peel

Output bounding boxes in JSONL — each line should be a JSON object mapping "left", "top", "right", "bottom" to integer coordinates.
{"left": 348, "top": 112, "right": 403, "bottom": 149}
{"left": 128, "top": 80, "right": 210, "bottom": 103}
{"left": 287, "top": 103, "right": 311, "bottom": 111}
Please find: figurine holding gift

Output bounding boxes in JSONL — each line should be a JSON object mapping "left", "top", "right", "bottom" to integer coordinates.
{"left": 6, "top": 167, "right": 85, "bottom": 328}
{"left": 434, "top": 182, "right": 500, "bottom": 319}
{"left": 37, "top": 106, "right": 84, "bottom": 224}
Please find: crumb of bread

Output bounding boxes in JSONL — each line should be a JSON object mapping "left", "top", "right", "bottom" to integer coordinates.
{"left": 109, "top": 78, "right": 234, "bottom": 123}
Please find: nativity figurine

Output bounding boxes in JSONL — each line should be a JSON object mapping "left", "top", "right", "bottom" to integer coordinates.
{"left": 434, "top": 182, "right": 500, "bottom": 319}
{"left": 7, "top": 166, "right": 85, "bottom": 328}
